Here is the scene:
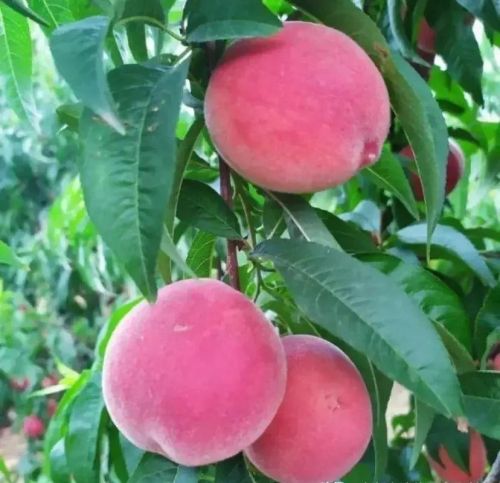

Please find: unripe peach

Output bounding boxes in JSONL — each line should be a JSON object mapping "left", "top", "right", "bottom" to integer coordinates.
{"left": 23, "top": 415, "right": 45, "bottom": 439}
{"left": 102, "top": 279, "right": 286, "bottom": 466}
{"left": 245, "top": 335, "right": 372, "bottom": 483}
{"left": 205, "top": 21, "right": 390, "bottom": 193}
{"left": 401, "top": 140, "right": 465, "bottom": 200}
{"left": 428, "top": 429, "right": 487, "bottom": 483}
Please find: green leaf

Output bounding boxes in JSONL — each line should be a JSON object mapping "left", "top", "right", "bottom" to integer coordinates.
{"left": 474, "top": 283, "right": 500, "bottom": 359}
{"left": 49, "top": 439, "right": 71, "bottom": 483}
{"left": 56, "top": 102, "right": 83, "bottom": 131}
{"left": 430, "top": 1, "right": 484, "bottom": 105}
{"left": 184, "top": 0, "right": 281, "bottom": 42}
{"left": 290, "top": 0, "right": 448, "bottom": 247}
{"left": 316, "top": 210, "right": 378, "bottom": 254}
{"left": 433, "top": 322, "right": 476, "bottom": 374}
{"left": 360, "top": 252, "right": 472, "bottom": 350}
{"left": 2, "top": 0, "right": 49, "bottom": 26}
{"left": 117, "top": 0, "right": 166, "bottom": 62}
{"left": 0, "top": 240, "right": 24, "bottom": 268}
{"left": 65, "top": 373, "right": 104, "bottom": 483}
{"left": 410, "top": 399, "right": 435, "bottom": 469}
{"left": 160, "top": 227, "right": 197, "bottom": 278}
{"left": 129, "top": 453, "right": 192, "bottom": 482}
{"left": 186, "top": 231, "right": 216, "bottom": 277}
{"left": 268, "top": 193, "right": 340, "bottom": 249}
{"left": 454, "top": 0, "right": 500, "bottom": 33}
{"left": 50, "top": 16, "right": 124, "bottom": 133}
{"left": 27, "top": 0, "right": 73, "bottom": 32}
{"left": 262, "top": 197, "right": 286, "bottom": 239}
{"left": 215, "top": 455, "right": 252, "bottom": 483}
{"left": 364, "top": 147, "right": 419, "bottom": 219}
{"left": 460, "top": 371, "right": 500, "bottom": 440}
{"left": 0, "top": 2, "right": 36, "bottom": 124}
{"left": 79, "top": 61, "right": 189, "bottom": 300}
{"left": 253, "top": 239, "right": 463, "bottom": 417}
{"left": 177, "top": 180, "right": 242, "bottom": 239}
{"left": 387, "top": 0, "right": 425, "bottom": 64}
{"left": 0, "top": 457, "right": 13, "bottom": 483}
{"left": 397, "top": 224, "right": 496, "bottom": 287}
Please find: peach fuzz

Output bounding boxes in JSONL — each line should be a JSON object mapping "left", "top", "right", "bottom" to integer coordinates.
{"left": 401, "top": 140, "right": 465, "bottom": 200}
{"left": 102, "top": 279, "right": 286, "bottom": 466}
{"left": 428, "top": 429, "right": 487, "bottom": 483}
{"left": 205, "top": 21, "right": 390, "bottom": 193}
{"left": 245, "top": 335, "right": 372, "bottom": 483}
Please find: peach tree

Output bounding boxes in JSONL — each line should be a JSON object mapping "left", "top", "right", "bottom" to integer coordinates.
{"left": 0, "top": 0, "right": 499, "bottom": 481}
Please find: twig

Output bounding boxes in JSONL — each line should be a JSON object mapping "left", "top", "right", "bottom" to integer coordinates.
{"left": 219, "top": 158, "right": 240, "bottom": 290}
{"left": 484, "top": 451, "right": 500, "bottom": 483}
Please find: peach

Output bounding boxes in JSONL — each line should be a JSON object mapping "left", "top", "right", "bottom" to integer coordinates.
{"left": 417, "top": 19, "right": 436, "bottom": 54}
{"left": 428, "top": 429, "right": 487, "bottom": 483}
{"left": 205, "top": 21, "right": 390, "bottom": 193}
{"left": 245, "top": 335, "right": 372, "bottom": 483}
{"left": 102, "top": 279, "right": 286, "bottom": 466}
{"left": 10, "top": 378, "right": 29, "bottom": 392}
{"left": 491, "top": 353, "right": 500, "bottom": 371}
{"left": 23, "top": 415, "right": 44, "bottom": 439}
{"left": 401, "top": 140, "right": 465, "bottom": 200}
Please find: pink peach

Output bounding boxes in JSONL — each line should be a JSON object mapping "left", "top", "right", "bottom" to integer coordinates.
{"left": 102, "top": 279, "right": 286, "bottom": 466}
{"left": 23, "top": 415, "right": 44, "bottom": 439}
{"left": 245, "top": 335, "right": 372, "bottom": 483}
{"left": 205, "top": 21, "right": 390, "bottom": 193}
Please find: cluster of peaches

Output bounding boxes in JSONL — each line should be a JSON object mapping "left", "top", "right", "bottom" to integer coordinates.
{"left": 103, "top": 21, "right": 471, "bottom": 483}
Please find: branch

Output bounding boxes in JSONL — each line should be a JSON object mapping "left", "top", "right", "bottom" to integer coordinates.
{"left": 484, "top": 452, "right": 500, "bottom": 483}
{"left": 219, "top": 158, "right": 240, "bottom": 290}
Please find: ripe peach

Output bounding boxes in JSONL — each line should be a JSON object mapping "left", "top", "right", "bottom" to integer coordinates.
{"left": 417, "top": 19, "right": 436, "bottom": 54}
{"left": 205, "top": 21, "right": 390, "bottom": 193}
{"left": 23, "top": 415, "right": 45, "bottom": 439}
{"left": 245, "top": 335, "right": 372, "bottom": 483}
{"left": 401, "top": 140, "right": 465, "bottom": 200}
{"left": 428, "top": 429, "right": 487, "bottom": 483}
{"left": 102, "top": 279, "right": 286, "bottom": 466}
{"left": 10, "top": 378, "right": 29, "bottom": 392}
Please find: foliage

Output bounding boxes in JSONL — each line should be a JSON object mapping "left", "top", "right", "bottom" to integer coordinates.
{"left": 0, "top": 0, "right": 499, "bottom": 481}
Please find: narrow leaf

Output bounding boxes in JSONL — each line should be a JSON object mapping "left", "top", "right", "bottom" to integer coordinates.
{"left": 460, "top": 371, "right": 500, "bottom": 440}
{"left": 50, "top": 16, "right": 124, "bottom": 133}
{"left": 2, "top": 0, "right": 49, "bottom": 26}
{"left": 129, "top": 453, "right": 188, "bottom": 482}
{"left": 397, "top": 224, "right": 496, "bottom": 287}
{"left": 253, "top": 239, "right": 463, "bottom": 417}
{"left": 0, "top": 241, "right": 24, "bottom": 268}
{"left": 79, "top": 61, "right": 189, "bottom": 300}
{"left": 215, "top": 455, "right": 253, "bottom": 483}
{"left": 65, "top": 373, "right": 104, "bottom": 483}
{"left": 177, "top": 180, "right": 242, "bottom": 239}
{"left": 184, "top": 0, "right": 281, "bottom": 42}
{"left": 364, "top": 147, "right": 419, "bottom": 219}
{"left": 0, "top": 2, "right": 36, "bottom": 124}
{"left": 160, "top": 227, "right": 197, "bottom": 278}
{"left": 474, "top": 283, "right": 500, "bottom": 360}
{"left": 186, "top": 231, "right": 216, "bottom": 277}
{"left": 361, "top": 252, "right": 472, "bottom": 350}
{"left": 27, "top": 0, "right": 73, "bottom": 32}
{"left": 410, "top": 399, "right": 435, "bottom": 469}
{"left": 268, "top": 193, "right": 340, "bottom": 249}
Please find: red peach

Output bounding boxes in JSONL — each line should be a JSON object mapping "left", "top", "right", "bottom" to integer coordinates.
{"left": 428, "top": 429, "right": 487, "bottom": 483}
{"left": 245, "top": 335, "right": 372, "bottom": 483}
{"left": 10, "top": 378, "right": 29, "bottom": 392}
{"left": 491, "top": 353, "right": 500, "bottom": 371}
{"left": 102, "top": 279, "right": 286, "bottom": 466}
{"left": 205, "top": 21, "right": 390, "bottom": 193}
{"left": 401, "top": 140, "right": 465, "bottom": 200}
{"left": 42, "top": 375, "right": 59, "bottom": 389}
{"left": 47, "top": 398, "right": 58, "bottom": 417}
{"left": 23, "top": 415, "right": 45, "bottom": 439}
